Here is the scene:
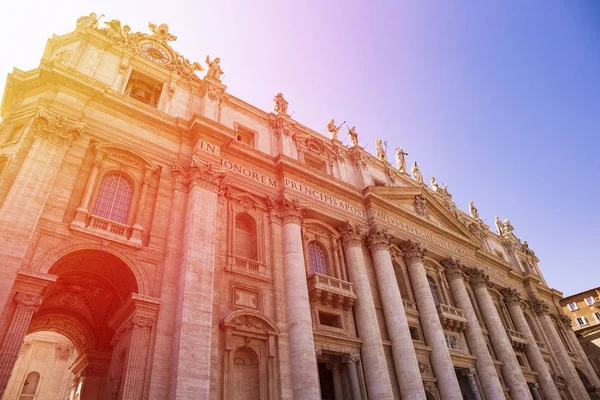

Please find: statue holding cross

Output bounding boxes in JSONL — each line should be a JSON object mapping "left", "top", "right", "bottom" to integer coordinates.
{"left": 395, "top": 147, "right": 408, "bottom": 173}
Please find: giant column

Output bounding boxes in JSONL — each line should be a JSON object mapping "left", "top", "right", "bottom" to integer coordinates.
{"left": 272, "top": 195, "right": 321, "bottom": 399}
{"left": 337, "top": 222, "right": 394, "bottom": 399}
{"left": 560, "top": 312, "right": 600, "bottom": 389}
{"left": 367, "top": 227, "right": 425, "bottom": 399}
{"left": 170, "top": 156, "right": 227, "bottom": 399}
{"left": 401, "top": 240, "right": 462, "bottom": 399}
{"left": 501, "top": 288, "right": 561, "bottom": 400}
{"left": 443, "top": 259, "right": 504, "bottom": 400}
{"left": 0, "top": 109, "right": 85, "bottom": 314}
{"left": 466, "top": 268, "right": 532, "bottom": 400}
{"left": 528, "top": 298, "right": 590, "bottom": 400}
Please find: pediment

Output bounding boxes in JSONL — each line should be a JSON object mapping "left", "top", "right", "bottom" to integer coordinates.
{"left": 369, "top": 186, "right": 481, "bottom": 243}
{"left": 228, "top": 188, "right": 267, "bottom": 211}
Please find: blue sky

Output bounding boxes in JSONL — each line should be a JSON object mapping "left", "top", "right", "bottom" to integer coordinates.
{"left": 1, "top": 1, "right": 598, "bottom": 295}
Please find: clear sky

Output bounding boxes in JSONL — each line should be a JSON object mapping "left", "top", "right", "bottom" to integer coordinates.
{"left": 1, "top": 1, "right": 599, "bottom": 296}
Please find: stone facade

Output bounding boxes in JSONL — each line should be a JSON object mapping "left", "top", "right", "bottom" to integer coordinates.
{"left": 0, "top": 14, "right": 596, "bottom": 400}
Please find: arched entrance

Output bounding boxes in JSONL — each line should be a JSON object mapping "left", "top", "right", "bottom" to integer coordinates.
{"left": 0, "top": 250, "right": 159, "bottom": 400}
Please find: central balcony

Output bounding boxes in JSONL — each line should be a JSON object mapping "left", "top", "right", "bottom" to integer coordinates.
{"left": 437, "top": 304, "right": 467, "bottom": 332}
{"left": 308, "top": 273, "right": 356, "bottom": 310}
{"left": 226, "top": 254, "right": 269, "bottom": 281}
{"left": 506, "top": 329, "right": 528, "bottom": 351}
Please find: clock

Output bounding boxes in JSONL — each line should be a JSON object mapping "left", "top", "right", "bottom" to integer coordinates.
{"left": 139, "top": 42, "right": 170, "bottom": 65}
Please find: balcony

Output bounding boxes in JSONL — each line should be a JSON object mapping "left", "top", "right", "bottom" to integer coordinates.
{"left": 226, "top": 255, "right": 269, "bottom": 281}
{"left": 403, "top": 299, "right": 418, "bottom": 315}
{"left": 70, "top": 212, "right": 141, "bottom": 249}
{"left": 506, "top": 329, "right": 528, "bottom": 351}
{"left": 437, "top": 304, "right": 467, "bottom": 332}
{"left": 308, "top": 273, "right": 356, "bottom": 310}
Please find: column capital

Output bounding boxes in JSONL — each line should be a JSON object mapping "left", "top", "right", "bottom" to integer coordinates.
{"left": 131, "top": 315, "right": 154, "bottom": 329}
{"left": 556, "top": 312, "right": 572, "bottom": 328}
{"left": 442, "top": 258, "right": 464, "bottom": 281}
{"left": 267, "top": 195, "right": 308, "bottom": 225}
{"left": 14, "top": 292, "right": 43, "bottom": 310}
{"left": 501, "top": 287, "right": 522, "bottom": 305}
{"left": 33, "top": 107, "right": 85, "bottom": 148}
{"left": 367, "top": 225, "right": 392, "bottom": 252}
{"left": 342, "top": 353, "right": 360, "bottom": 364}
{"left": 337, "top": 221, "right": 365, "bottom": 248}
{"left": 401, "top": 240, "right": 426, "bottom": 265}
{"left": 172, "top": 156, "right": 228, "bottom": 194}
{"left": 526, "top": 297, "right": 549, "bottom": 316}
{"left": 466, "top": 267, "right": 491, "bottom": 289}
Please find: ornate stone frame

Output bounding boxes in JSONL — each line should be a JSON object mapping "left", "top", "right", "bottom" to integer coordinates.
{"left": 220, "top": 310, "right": 281, "bottom": 400}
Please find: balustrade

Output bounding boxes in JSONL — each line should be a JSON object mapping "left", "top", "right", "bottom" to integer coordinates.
{"left": 307, "top": 273, "right": 356, "bottom": 310}
{"left": 436, "top": 303, "right": 467, "bottom": 332}
{"left": 506, "top": 328, "right": 528, "bottom": 351}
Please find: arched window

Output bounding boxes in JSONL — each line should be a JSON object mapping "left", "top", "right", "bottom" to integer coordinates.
{"left": 307, "top": 241, "right": 328, "bottom": 275}
{"left": 235, "top": 213, "right": 257, "bottom": 260}
{"left": 21, "top": 371, "right": 40, "bottom": 395}
{"left": 93, "top": 173, "right": 133, "bottom": 224}
{"left": 427, "top": 276, "right": 440, "bottom": 306}
{"left": 393, "top": 261, "right": 411, "bottom": 300}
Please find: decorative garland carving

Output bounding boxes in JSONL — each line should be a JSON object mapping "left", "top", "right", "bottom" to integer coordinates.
{"left": 442, "top": 258, "right": 464, "bottom": 281}
{"left": 367, "top": 225, "right": 392, "bottom": 252}
{"left": 15, "top": 292, "right": 43, "bottom": 309}
{"left": 33, "top": 108, "right": 85, "bottom": 147}
{"left": 267, "top": 195, "right": 307, "bottom": 225}
{"left": 466, "top": 267, "right": 491, "bottom": 289}
{"left": 556, "top": 313, "right": 572, "bottom": 328}
{"left": 401, "top": 240, "right": 426, "bottom": 265}
{"left": 337, "top": 221, "right": 365, "bottom": 249}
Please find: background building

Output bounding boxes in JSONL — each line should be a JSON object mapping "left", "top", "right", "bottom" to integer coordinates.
{"left": 561, "top": 288, "right": 600, "bottom": 381}
{"left": 0, "top": 13, "right": 598, "bottom": 400}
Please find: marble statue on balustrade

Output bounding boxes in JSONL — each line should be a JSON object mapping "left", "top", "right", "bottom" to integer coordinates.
{"left": 273, "top": 93, "right": 289, "bottom": 115}
{"left": 347, "top": 126, "right": 359, "bottom": 147}
{"left": 76, "top": 12, "right": 99, "bottom": 30}
{"left": 376, "top": 138, "right": 387, "bottom": 161}
{"left": 327, "top": 119, "right": 345, "bottom": 141}
{"left": 469, "top": 201, "right": 480, "bottom": 221}
{"left": 205, "top": 56, "right": 224, "bottom": 81}
{"left": 495, "top": 216, "right": 515, "bottom": 236}
{"left": 395, "top": 147, "right": 408, "bottom": 173}
{"left": 411, "top": 161, "right": 423, "bottom": 184}
{"left": 430, "top": 176, "right": 439, "bottom": 192}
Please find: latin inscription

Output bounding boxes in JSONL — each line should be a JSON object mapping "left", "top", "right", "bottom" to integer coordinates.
{"left": 284, "top": 177, "right": 367, "bottom": 218}
{"left": 196, "top": 139, "right": 220, "bottom": 156}
{"left": 221, "top": 159, "right": 278, "bottom": 188}
{"left": 371, "top": 208, "right": 476, "bottom": 260}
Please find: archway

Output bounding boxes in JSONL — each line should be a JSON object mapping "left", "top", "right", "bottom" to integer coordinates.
{"left": 0, "top": 249, "right": 159, "bottom": 400}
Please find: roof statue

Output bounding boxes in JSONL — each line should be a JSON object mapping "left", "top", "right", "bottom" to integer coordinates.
{"left": 327, "top": 119, "right": 345, "bottom": 141}
{"left": 411, "top": 161, "right": 423, "bottom": 184}
{"left": 495, "top": 216, "right": 515, "bottom": 236}
{"left": 376, "top": 138, "right": 387, "bottom": 161}
{"left": 469, "top": 201, "right": 480, "bottom": 221}
{"left": 348, "top": 126, "right": 359, "bottom": 147}
{"left": 430, "top": 176, "right": 439, "bottom": 192}
{"left": 76, "top": 12, "right": 99, "bottom": 30}
{"left": 395, "top": 147, "right": 407, "bottom": 173}
{"left": 148, "top": 22, "right": 177, "bottom": 43}
{"left": 205, "top": 56, "right": 224, "bottom": 81}
{"left": 273, "top": 93, "right": 288, "bottom": 115}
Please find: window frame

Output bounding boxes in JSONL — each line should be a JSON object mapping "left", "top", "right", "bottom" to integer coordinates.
{"left": 91, "top": 170, "right": 137, "bottom": 226}
{"left": 307, "top": 240, "right": 330, "bottom": 276}
{"left": 568, "top": 302, "right": 579, "bottom": 312}
{"left": 585, "top": 297, "right": 596, "bottom": 306}
{"left": 577, "top": 317, "right": 588, "bottom": 326}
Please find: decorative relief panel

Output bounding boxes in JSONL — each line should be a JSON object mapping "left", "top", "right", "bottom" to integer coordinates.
{"left": 231, "top": 283, "right": 261, "bottom": 312}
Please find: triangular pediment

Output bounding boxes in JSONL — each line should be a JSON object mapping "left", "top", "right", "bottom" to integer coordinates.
{"left": 367, "top": 186, "right": 481, "bottom": 244}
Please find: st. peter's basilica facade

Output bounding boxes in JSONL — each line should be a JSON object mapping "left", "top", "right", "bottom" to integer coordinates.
{"left": 0, "top": 13, "right": 597, "bottom": 400}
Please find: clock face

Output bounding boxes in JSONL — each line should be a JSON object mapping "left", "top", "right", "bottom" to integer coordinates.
{"left": 139, "top": 42, "right": 170, "bottom": 65}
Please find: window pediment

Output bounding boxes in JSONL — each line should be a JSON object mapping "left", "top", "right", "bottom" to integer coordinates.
{"left": 95, "top": 143, "right": 158, "bottom": 172}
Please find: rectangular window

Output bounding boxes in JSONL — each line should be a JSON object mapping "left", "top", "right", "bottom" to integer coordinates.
{"left": 577, "top": 317, "right": 588, "bottom": 326}
{"left": 585, "top": 297, "right": 596, "bottom": 306}
{"left": 594, "top": 313, "right": 600, "bottom": 323}
{"left": 235, "top": 124, "right": 256, "bottom": 147}
{"left": 318, "top": 311, "right": 342, "bottom": 329}
{"left": 124, "top": 70, "right": 163, "bottom": 108}
{"left": 409, "top": 326, "right": 420, "bottom": 341}
{"left": 304, "top": 154, "right": 327, "bottom": 174}
{"left": 567, "top": 302, "right": 579, "bottom": 311}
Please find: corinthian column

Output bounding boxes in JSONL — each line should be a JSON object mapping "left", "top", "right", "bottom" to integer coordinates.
{"left": 367, "top": 226, "right": 424, "bottom": 399}
{"left": 121, "top": 316, "right": 154, "bottom": 400}
{"left": 401, "top": 240, "right": 462, "bottom": 399}
{"left": 0, "top": 292, "right": 43, "bottom": 397}
{"left": 528, "top": 298, "right": 590, "bottom": 400}
{"left": 170, "top": 157, "right": 227, "bottom": 399}
{"left": 337, "top": 222, "right": 393, "bottom": 400}
{"left": 272, "top": 195, "right": 320, "bottom": 399}
{"left": 443, "top": 259, "right": 504, "bottom": 400}
{"left": 466, "top": 268, "right": 532, "bottom": 400}
{"left": 501, "top": 288, "right": 561, "bottom": 400}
